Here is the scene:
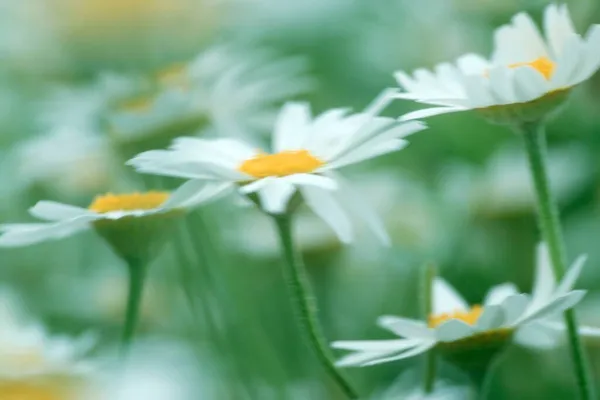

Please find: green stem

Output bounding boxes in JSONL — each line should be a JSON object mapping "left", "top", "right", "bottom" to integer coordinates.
{"left": 121, "top": 258, "right": 146, "bottom": 355}
{"left": 421, "top": 263, "right": 437, "bottom": 394}
{"left": 274, "top": 214, "right": 358, "bottom": 399}
{"left": 520, "top": 122, "right": 595, "bottom": 400}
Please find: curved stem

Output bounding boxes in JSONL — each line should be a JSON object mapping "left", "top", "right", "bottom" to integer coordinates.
{"left": 121, "top": 258, "right": 146, "bottom": 355}
{"left": 520, "top": 122, "right": 595, "bottom": 400}
{"left": 274, "top": 214, "right": 359, "bottom": 399}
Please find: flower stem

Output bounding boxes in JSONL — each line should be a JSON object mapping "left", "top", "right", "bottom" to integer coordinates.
{"left": 273, "top": 214, "right": 359, "bottom": 399}
{"left": 121, "top": 258, "right": 146, "bottom": 355}
{"left": 421, "top": 263, "right": 437, "bottom": 394}
{"left": 520, "top": 122, "right": 595, "bottom": 400}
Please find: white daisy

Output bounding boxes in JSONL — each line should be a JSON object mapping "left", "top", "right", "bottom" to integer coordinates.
{"left": 392, "top": 4, "right": 600, "bottom": 123}
{"left": 331, "top": 243, "right": 587, "bottom": 367}
{"left": 0, "top": 287, "right": 95, "bottom": 398}
{"left": 0, "top": 187, "right": 218, "bottom": 255}
{"left": 128, "top": 98, "right": 426, "bottom": 244}
{"left": 372, "top": 368, "right": 473, "bottom": 400}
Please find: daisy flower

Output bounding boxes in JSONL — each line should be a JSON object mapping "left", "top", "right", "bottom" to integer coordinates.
{"left": 0, "top": 287, "right": 96, "bottom": 398}
{"left": 331, "top": 243, "right": 587, "bottom": 367}
{"left": 392, "top": 4, "right": 600, "bottom": 124}
{"left": 128, "top": 98, "right": 425, "bottom": 244}
{"left": 0, "top": 187, "right": 216, "bottom": 262}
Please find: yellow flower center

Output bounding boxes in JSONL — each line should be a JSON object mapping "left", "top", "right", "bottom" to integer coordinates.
{"left": 156, "top": 63, "right": 189, "bottom": 90}
{"left": 508, "top": 57, "right": 555, "bottom": 80}
{"left": 428, "top": 305, "right": 483, "bottom": 328}
{"left": 88, "top": 192, "right": 170, "bottom": 213}
{"left": 238, "top": 150, "right": 325, "bottom": 179}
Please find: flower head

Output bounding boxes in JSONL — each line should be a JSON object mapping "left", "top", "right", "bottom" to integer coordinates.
{"left": 128, "top": 98, "right": 425, "bottom": 244}
{"left": 331, "top": 243, "right": 587, "bottom": 367}
{"left": 0, "top": 187, "right": 209, "bottom": 262}
{"left": 392, "top": 4, "right": 600, "bottom": 124}
{"left": 0, "top": 287, "right": 95, "bottom": 399}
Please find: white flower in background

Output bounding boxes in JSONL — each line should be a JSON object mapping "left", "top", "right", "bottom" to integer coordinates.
{"left": 0, "top": 189, "right": 209, "bottom": 248}
{"left": 441, "top": 144, "right": 592, "bottom": 216}
{"left": 372, "top": 368, "right": 473, "bottom": 400}
{"left": 0, "top": 287, "right": 95, "bottom": 398}
{"left": 392, "top": 4, "right": 600, "bottom": 122}
{"left": 332, "top": 243, "right": 587, "bottom": 367}
{"left": 108, "top": 44, "right": 315, "bottom": 143}
{"left": 86, "top": 340, "right": 218, "bottom": 400}
{"left": 128, "top": 99, "right": 425, "bottom": 244}
{"left": 7, "top": 128, "right": 114, "bottom": 196}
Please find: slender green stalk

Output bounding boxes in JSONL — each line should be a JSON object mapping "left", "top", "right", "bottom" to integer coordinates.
{"left": 121, "top": 258, "right": 146, "bottom": 355}
{"left": 421, "top": 263, "right": 437, "bottom": 394}
{"left": 520, "top": 122, "right": 595, "bottom": 400}
{"left": 274, "top": 214, "right": 358, "bottom": 399}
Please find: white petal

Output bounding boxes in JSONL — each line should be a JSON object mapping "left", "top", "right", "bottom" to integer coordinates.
{"left": 325, "top": 139, "right": 408, "bottom": 170}
{"left": 323, "top": 171, "right": 390, "bottom": 245}
{"left": 530, "top": 242, "right": 556, "bottom": 312}
{"left": 239, "top": 177, "right": 274, "bottom": 194}
{"left": 474, "top": 305, "right": 505, "bottom": 331}
{"left": 502, "top": 293, "right": 531, "bottom": 325}
{"left": 551, "top": 35, "right": 586, "bottom": 87}
{"left": 376, "top": 316, "right": 434, "bottom": 339}
{"left": 512, "top": 66, "right": 550, "bottom": 102}
{"left": 555, "top": 255, "right": 587, "bottom": 297}
{"left": 331, "top": 338, "right": 422, "bottom": 352}
{"left": 0, "top": 220, "right": 92, "bottom": 247}
{"left": 544, "top": 4, "right": 577, "bottom": 58}
{"left": 257, "top": 180, "right": 296, "bottom": 214}
{"left": 399, "top": 106, "right": 465, "bottom": 121}
{"left": 484, "top": 283, "right": 519, "bottom": 306}
{"left": 29, "top": 201, "right": 93, "bottom": 221}
{"left": 460, "top": 75, "right": 495, "bottom": 107}
{"left": 512, "top": 12, "right": 550, "bottom": 59}
{"left": 335, "top": 350, "right": 397, "bottom": 368}
{"left": 572, "top": 25, "right": 600, "bottom": 84}
{"left": 361, "top": 342, "right": 435, "bottom": 366}
{"left": 280, "top": 173, "right": 338, "bottom": 190}
{"left": 164, "top": 180, "right": 234, "bottom": 209}
{"left": 456, "top": 53, "right": 490, "bottom": 75}
{"left": 435, "top": 319, "right": 475, "bottom": 342}
{"left": 301, "top": 186, "right": 353, "bottom": 243}
{"left": 515, "top": 321, "right": 562, "bottom": 349}
{"left": 517, "top": 291, "right": 586, "bottom": 326}
{"left": 273, "top": 102, "right": 312, "bottom": 152}
{"left": 487, "top": 67, "right": 517, "bottom": 103}
{"left": 433, "top": 278, "right": 469, "bottom": 314}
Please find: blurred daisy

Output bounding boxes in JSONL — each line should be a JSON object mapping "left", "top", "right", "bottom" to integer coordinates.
{"left": 0, "top": 188, "right": 213, "bottom": 262}
{"left": 372, "top": 368, "right": 473, "bottom": 400}
{"left": 0, "top": 287, "right": 95, "bottom": 399}
{"left": 332, "top": 243, "right": 587, "bottom": 367}
{"left": 393, "top": 4, "right": 600, "bottom": 123}
{"left": 108, "top": 44, "right": 314, "bottom": 150}
{"left": 129, "top": 100, "right": 425, "bottom": 244}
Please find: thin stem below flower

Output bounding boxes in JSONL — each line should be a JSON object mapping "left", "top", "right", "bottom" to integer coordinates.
{"left": 274, "top": 214, "right": 358, "bottom": 399}
{"left": 520, "top": 122, "right": 596, "bottom": 400}
{"left": 121, "top": 257, "right": 146, "bottom": 355}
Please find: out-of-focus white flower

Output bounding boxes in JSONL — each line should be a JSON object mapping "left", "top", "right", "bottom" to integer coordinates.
{"left": 372, "top": 368, "right": 473, "bottom": 400}
{"left": 441, "top": 144, "right": 592, "bottom": 216}
{"left": 87, "top": 340, "right": 218, "bottom": 400}
{"left": 392, "top": 4, "right": 600, "bottom": 124}
{"left": 0, "top": 287, "right": 95, "bottom": 398}
{"left": 8, "top": 128, "right": 114, "bottom": 196}
{"left": 129, "top": 100, "right": 425, "bottom": 244}
{"left": 332, "top": 243, "right": 587, "bottom": 367}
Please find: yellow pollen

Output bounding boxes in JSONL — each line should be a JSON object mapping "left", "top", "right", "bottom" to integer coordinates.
{"left": 88, "top": 192, "right": 169, "bottom": 213}
{"left": 508, "top": 57, "right": 555, "bottom": 80}
{"left": 0, "top": 382, "right": 64, "bottom": 400}
{"left": 156, "top": 63, "right": 189, "bottom": 89}
{"left": 118, "top": 96, "right": 154, "bottom": 113}
{"left": 238, "top": 150, "right": 325, "bottom": 179}
{"left": 428, "top": 305, "right": 483, "bottom": 328}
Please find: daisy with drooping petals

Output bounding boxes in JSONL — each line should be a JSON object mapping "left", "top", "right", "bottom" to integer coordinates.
{"left": 392, "top": 4, "right": 600, "bottom": 124}
{"left": 0, "top": 186, "right": 217, "bottom": 262}
{"left": 128, "top": 98, "right": 425, "bottom": 244}
{"left": 332, "top": 243, "right": 588, "bottom": 367}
